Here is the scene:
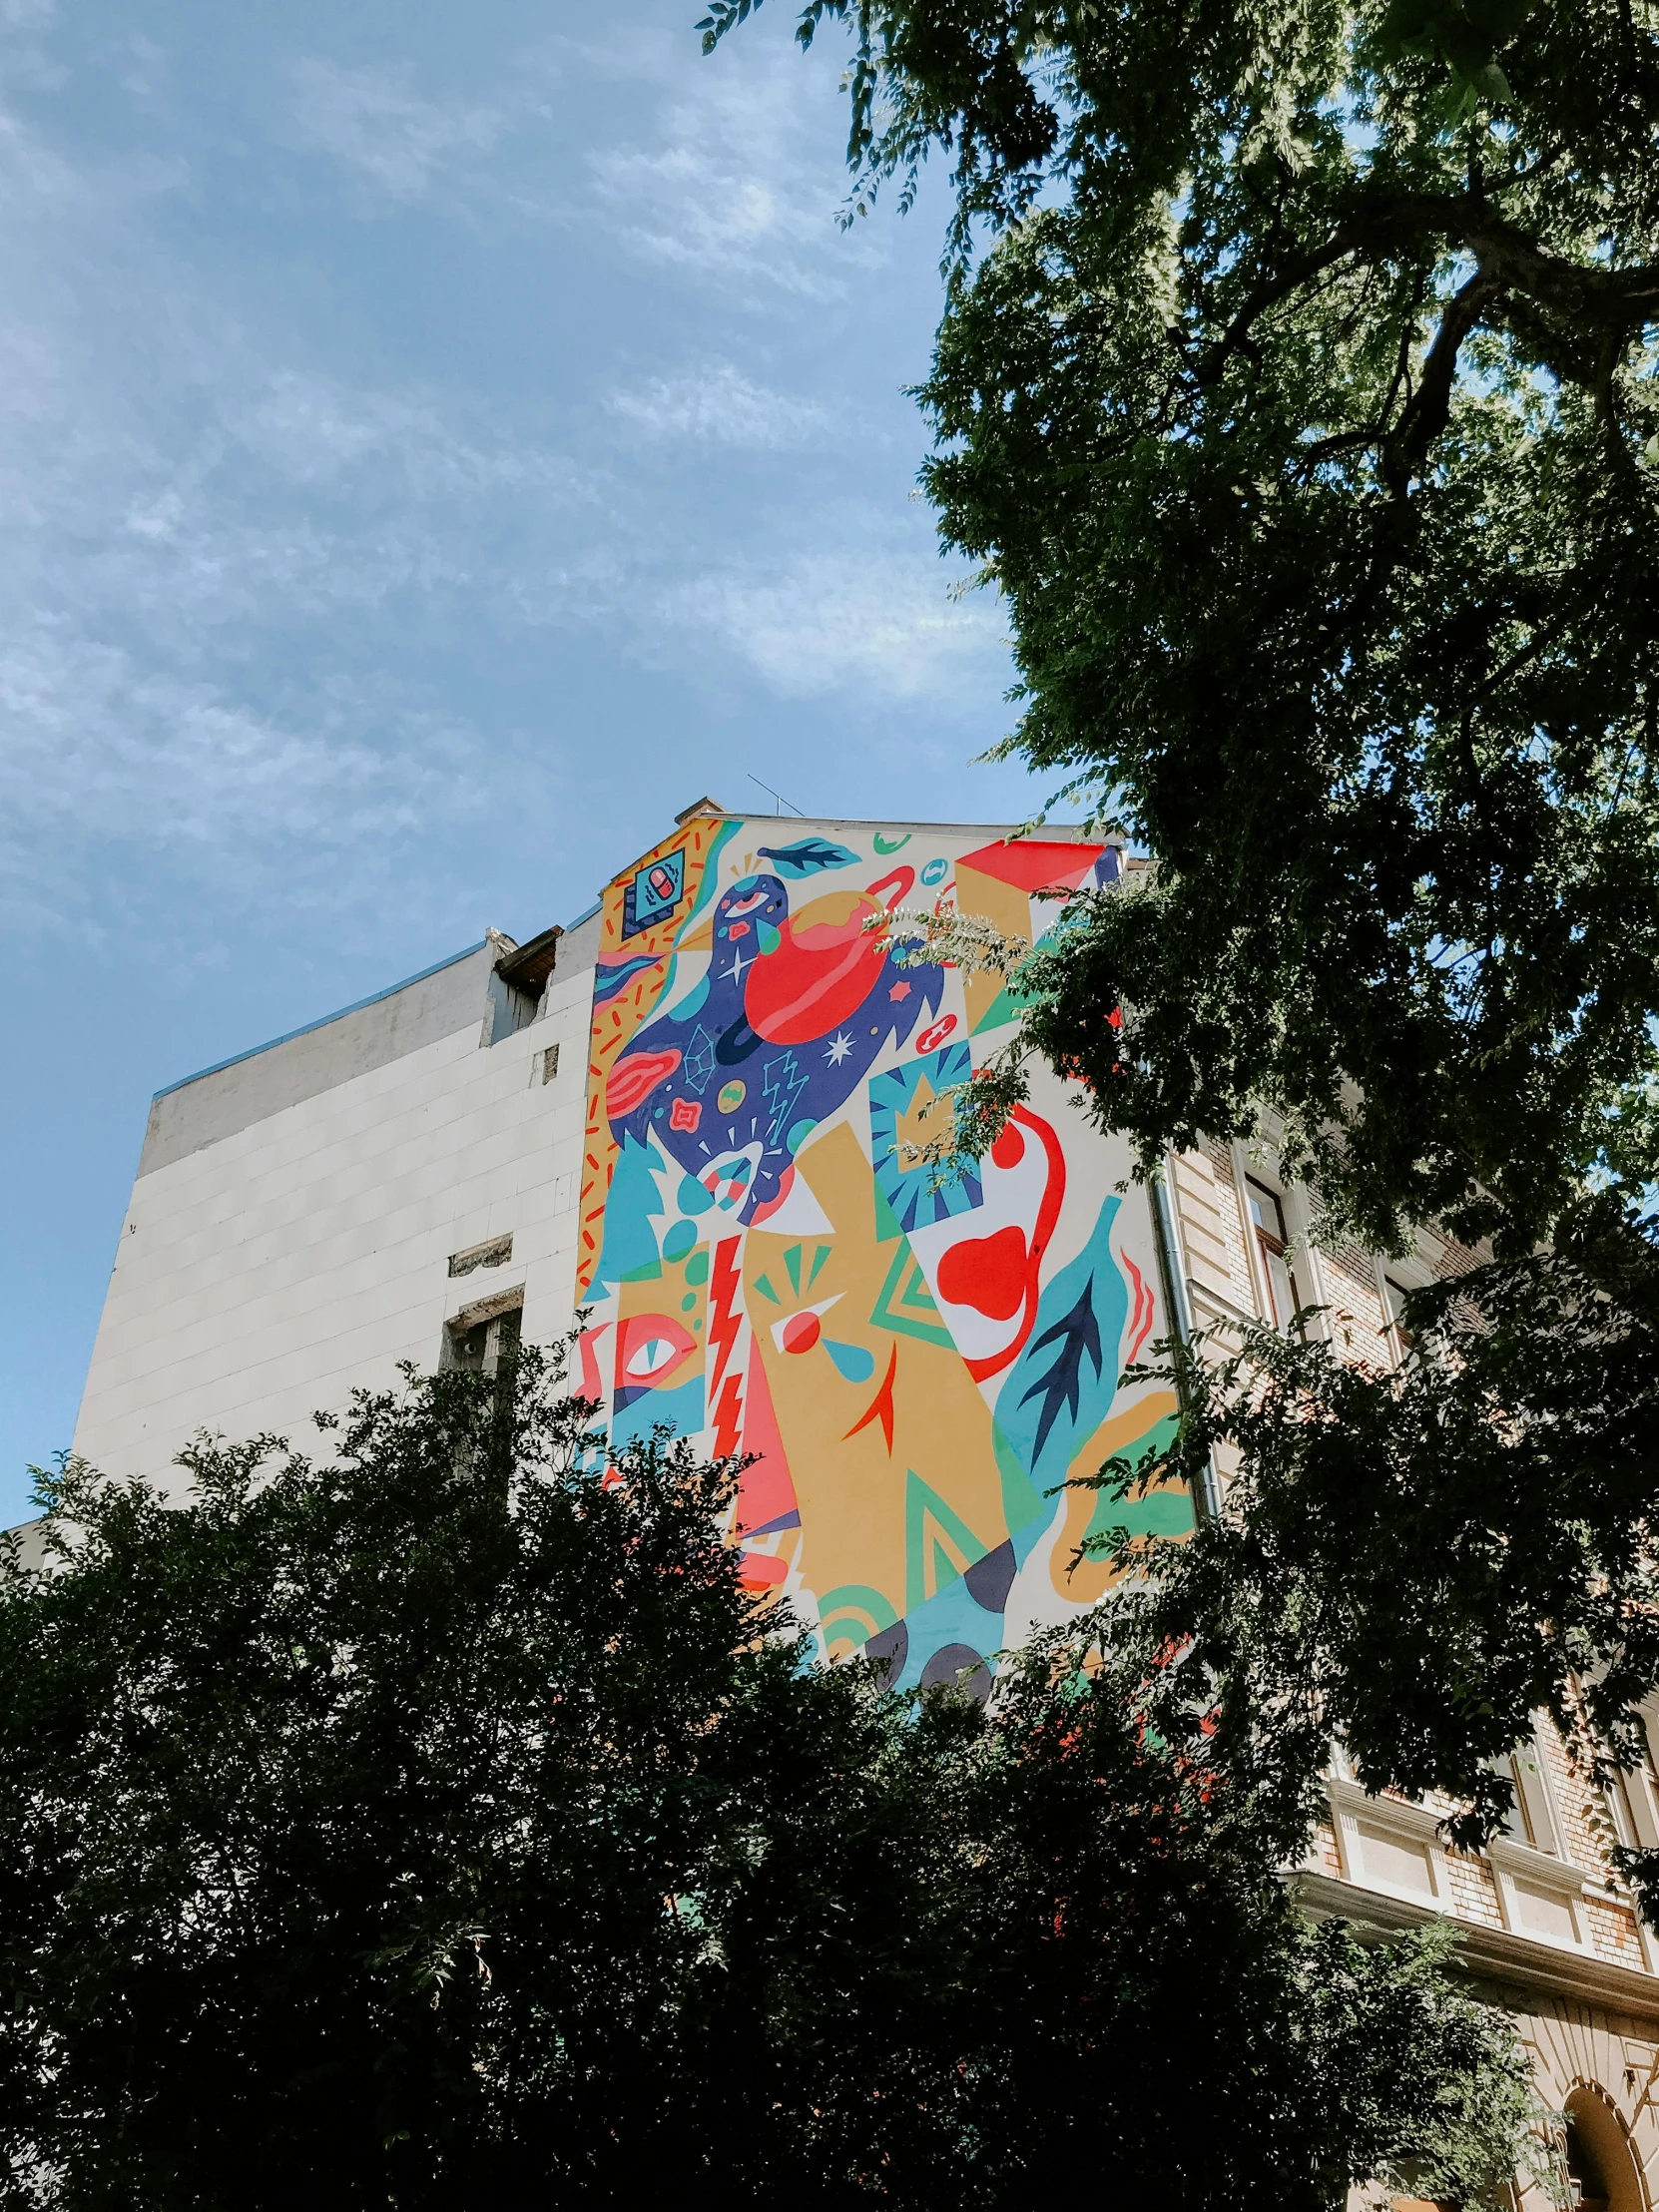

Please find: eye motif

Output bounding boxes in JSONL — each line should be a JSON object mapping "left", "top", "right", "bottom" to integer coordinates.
{"left": 616, "top": 1314, "right": 697, "bottom": 1392}
{"left": 724, "top": 887, "right": 774, "bottom": 920}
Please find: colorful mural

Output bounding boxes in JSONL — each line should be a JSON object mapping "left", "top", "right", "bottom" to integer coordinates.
{"left": 576, "top": 814, "right": 1190, "bottom": 1692}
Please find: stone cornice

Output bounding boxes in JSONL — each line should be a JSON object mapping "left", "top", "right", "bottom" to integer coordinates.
{"left": 1289, "top": 1871, "right": 1659, "bottom": 2021}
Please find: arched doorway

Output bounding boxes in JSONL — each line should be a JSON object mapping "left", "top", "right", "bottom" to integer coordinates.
{"left": 1564, "top": 2083, "right": 1649, "bottom": 2212}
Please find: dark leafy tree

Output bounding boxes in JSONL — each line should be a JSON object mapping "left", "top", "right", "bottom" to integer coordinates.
{"left": 0, "top": 1346, "right": 1534, "bottom": 2207}
{"left": 705, "top": 0, "right": 1659, "bottom": 1843}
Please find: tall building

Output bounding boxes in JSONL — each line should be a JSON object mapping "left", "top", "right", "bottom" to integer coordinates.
{"left": 64, "top": 801, "right": 1659, "bottom": 2207}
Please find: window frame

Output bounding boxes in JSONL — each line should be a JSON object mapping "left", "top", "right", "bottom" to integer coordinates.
{"left": 1244, "top": 1176, "right": 1306, "bottom": 1333}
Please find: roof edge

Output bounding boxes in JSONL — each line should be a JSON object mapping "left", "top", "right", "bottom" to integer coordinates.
{"left": 151, "top": 940, "right": 491, "bottom": 1102}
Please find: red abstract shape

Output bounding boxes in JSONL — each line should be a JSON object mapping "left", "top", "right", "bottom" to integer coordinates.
{"left": 745, "top": 892, "right": 887, "bottom": 1045}
{"left": 669, "top": 1096, "right": 702, "bottom": 1132}
{"left": 749, "top": 1164, "right": 797, "bottom": 1225}
{"left": 951, "top": 1105, "right": 1066, "bottom": 1384}
{"left": 712, "top": 1370, "right": 743, "bottom": 1461}
{"left": 577, "top": 1323, "right": 609, "bottom": 1403}
{"left": 916, "top": 1013, "right": 957, "bottom": 1052}
{"left": 738, "top": 1550, "right": 789, "bottom": 1591}
{"left": 781, "top": 1311, "right": 822, "bottom": 1354}
{"left": 735, "top": 1348, "right": 799, "bottom": 1537}
{"left": 865, "top": 865, "right": 915, "bottom": 907}
{"left": 1123, "top": 1251, "right": 1157, "bottom": 1362}
{"left": 937, "top": 1224, "right": 1029, "bottom": 1323}
{"left": 888, "top": 980, "right": 911, "bottom": 1001}
{"left": 708, "top": 1237, "right": 743, "bottom": 1393}
{"left": 607, "top": 1047, "right": 682, "bottom": 1117}
{"left": 843, "top": 1342, "right": 898, "bottom": 1455}
{"left": 958, "top": 838, "right": 1105, "bottom": 894}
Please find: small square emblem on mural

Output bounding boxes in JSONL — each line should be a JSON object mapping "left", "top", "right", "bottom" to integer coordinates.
{"left": 623, "top": 849, "right": 686, "bottom": 938}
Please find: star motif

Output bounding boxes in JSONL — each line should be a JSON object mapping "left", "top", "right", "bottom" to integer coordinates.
{"left": 824, "top": 1030, "right": 853, "bottom": 1066}
{"left": 888, "top": 980, "right": 911, "bottom": 1001}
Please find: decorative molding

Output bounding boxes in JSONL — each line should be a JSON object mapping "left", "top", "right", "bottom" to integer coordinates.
{"left": 1326, "top": 1775, "right": 1603, "bottom": 1953}
{"left": 446, "top": 1283, "right": 526, "bottom": 1334}
{"left": 1326, "top": 1775, "right": 1454, "bottom": 1908}
{"left": 1290, "top": 1872, "right": 1659, "bottom": 2020}
{"left": 1486, "top": 1830, "right": 1593, "bottom": 1951}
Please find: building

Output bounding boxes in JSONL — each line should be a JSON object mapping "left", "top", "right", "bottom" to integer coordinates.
{"left": 64, "top": 800, "right": 1659, "bottom": 2207}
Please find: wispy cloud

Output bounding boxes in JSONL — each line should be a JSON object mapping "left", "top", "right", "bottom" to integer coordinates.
{"left": 607, "top": 361, "right": 833, "bottom": 448}
{"left": 662, "top": 529, "right": 1005, "bottom": 702}
{"left": 586, "top": 32, "right": 882, "bottom": 301}
{"left": 0, "top": 625, "right": 480, "bottom": 946}
{"left": 0, "top": 9, "right": 1006, "bottom": 963}
{"left": 286, "top": 59, "right": 504, "bottom": 204}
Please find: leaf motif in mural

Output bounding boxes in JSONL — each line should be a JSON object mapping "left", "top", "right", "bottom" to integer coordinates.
{"left": 1018, "top": 1279, "right": 1105, "bottom": 1466}
{"left": 756, "top": 837, "right": 858, "bottom": 877}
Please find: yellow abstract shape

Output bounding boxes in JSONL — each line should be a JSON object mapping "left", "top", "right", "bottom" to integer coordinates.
{"left": 792, "top": 886, "right": 870, "bottom": 932}
{"left": 889, "top": 1072, "right": 956, "bottom": 1168}
{"left": 577, "top": 816, "right": 729, "bottom": 1296}
{"left": 1050, "top": 1390, "right": 1183, "bottom": 1604}
{"left": 746, "top": 1120, "right": 1006, "bottom": 1641}
{"left": 954, "top": 861, "right": 1034, "bottom": 1035}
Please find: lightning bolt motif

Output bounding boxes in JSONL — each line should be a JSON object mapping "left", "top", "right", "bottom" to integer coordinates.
{"left": 761, "top": 1050, "right": 811, "bottom": 1148}
{"left": 712, "top": 1371, "right": 744, "bottom": 1462}
{"left": 709, "top": 1235, "right": 744, "bottom": 1397}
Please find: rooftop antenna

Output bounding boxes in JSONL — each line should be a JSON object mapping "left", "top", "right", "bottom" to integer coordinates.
{"left": 748, "top": 774, "right": 805, "bottom": 818}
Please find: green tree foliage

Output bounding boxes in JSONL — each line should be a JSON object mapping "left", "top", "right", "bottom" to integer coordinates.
{"left": 0, "top": 1348, "right": 1533, "bottom": 2207}
{"left": 707, "top": 0, "right": 1659, "bottom": 1846}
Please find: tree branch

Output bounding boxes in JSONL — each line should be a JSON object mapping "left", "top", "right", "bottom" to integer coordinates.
{"left": 1199, "top": 193, "right": 1659, "bottom": 400}
{"left": 1382, "top": 271, "right": 1507, "bottom": 497}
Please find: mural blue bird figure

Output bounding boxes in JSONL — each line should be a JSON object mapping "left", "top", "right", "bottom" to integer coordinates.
{"left": 605, "top": 866, "right": 948, "bottom": 1224}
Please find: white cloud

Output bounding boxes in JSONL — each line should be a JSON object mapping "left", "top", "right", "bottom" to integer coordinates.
{"left": 0, "top": 13, "right": 1004, "bottom": 966}
{"left": 662, "top": 535, "right": 1005, "bottom": 701}
{"left": 0, "top": 623, "right": 480, "bottom": 945}
{"left": 607, "top": 361, "right": 832, "bottom": 448}
{"left": 585, "top": 33, "right": 883, "bottom": 300}
{"left": 286, "top": 59, "right": 504, "bottom": 203}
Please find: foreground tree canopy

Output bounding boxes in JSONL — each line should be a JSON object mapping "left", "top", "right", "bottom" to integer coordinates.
{"left": 707, "top": 0, "right": 1659, "bottom": 1853}
{"left": 0, "top": 1353, "right": 1533, "bottom": 2208}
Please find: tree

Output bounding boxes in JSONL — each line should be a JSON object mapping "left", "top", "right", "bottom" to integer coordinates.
{"left": 0, "top": 1347, "right": 1533, "bottom": 2207}
{"left": 704, "top": 0, "right": 1659, "bottom": 1853}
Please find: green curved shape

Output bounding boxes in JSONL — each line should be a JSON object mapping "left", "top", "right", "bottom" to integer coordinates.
{"left": 817, "top": 1583, "right": 898, "bottom": 1642}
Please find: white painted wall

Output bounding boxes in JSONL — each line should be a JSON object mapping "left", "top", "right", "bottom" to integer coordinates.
{"left": 70, "top": 949, "right": 596, "bottom": 1492}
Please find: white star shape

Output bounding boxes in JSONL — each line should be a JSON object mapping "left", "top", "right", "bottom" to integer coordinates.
{"left": 824, "top": 1030, "right": 853, "bottom": 1066}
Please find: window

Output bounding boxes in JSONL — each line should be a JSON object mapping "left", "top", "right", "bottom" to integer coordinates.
{"left": 1507, "top": 1734, "right": 1564, "bottom": 1857}
{"left": 1604, "top": 1718, "right": 1659, "bottom": 1853}
{"left": 1246, "top": 1178, "right": 1305, "bottom": 1331}
{"left": 484, "top": 968, "right": 541, "bottom": 1046}
{"left": 440, "top": 1290, "right": 523, "bottom": 1384}
{"left": 484, "top": 925, "right": 562, "bottom": 1048}
{"left": 1382, "top": 1276, "right": 1416, "bottom": 1363}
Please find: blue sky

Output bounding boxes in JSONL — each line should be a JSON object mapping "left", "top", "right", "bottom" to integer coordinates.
{"left": 0, "top": 0, "right": 1045, "bottom": 1520}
